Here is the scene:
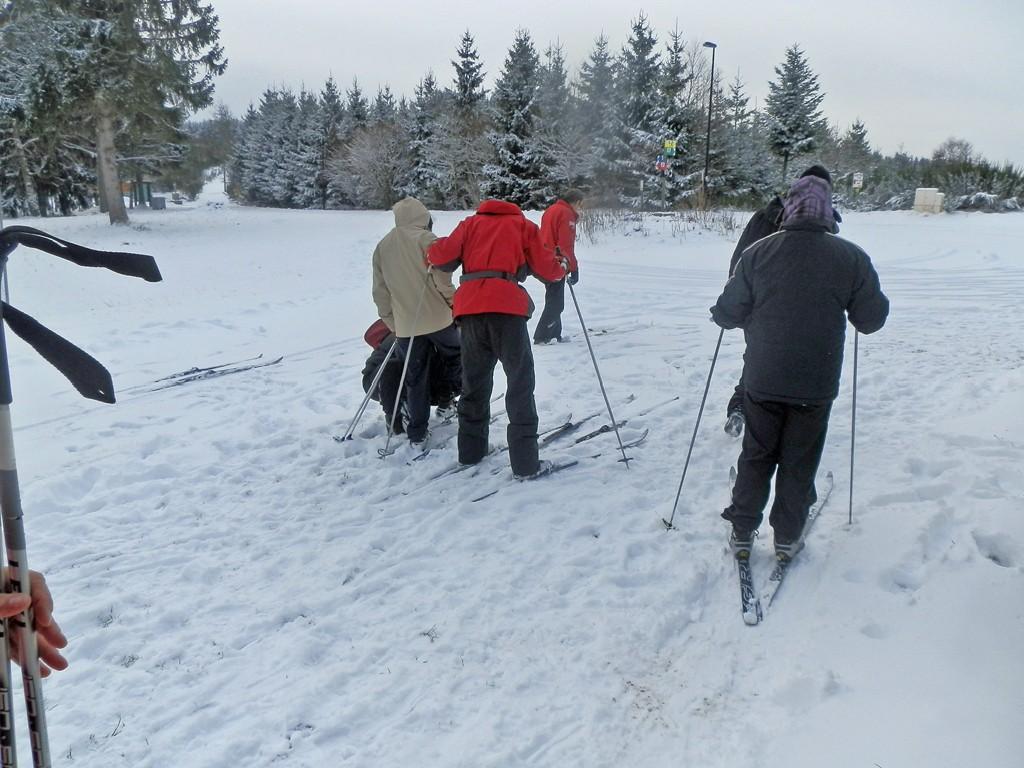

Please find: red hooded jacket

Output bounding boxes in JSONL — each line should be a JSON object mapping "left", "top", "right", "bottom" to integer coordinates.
{"left": 428, "top": 200, "right": 565, "bottom": 318}
{"left": 539, "top": 199, "right": 579, "bottom": 271}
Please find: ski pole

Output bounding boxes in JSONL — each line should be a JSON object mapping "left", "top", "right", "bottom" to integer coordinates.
{"left": 0, "top": 227, "right": 160, "bottom": 768}
{"left": 338, "top": 336, "right": 399, "bottom": 442}
{"left": 849, "top": 330, "right": 859, "bottom": 526}
{"left": 561, "top": 254, "right": 631, "bottom": 468}
{"left": 0, "top": 249, "right": 22, "bottom": 768}
{"left": 379, "top": 269, "right": 432, "bottom": 458}
{"left": 663, "top": 327, "right": 724, "bottom": 530}
{"left": 0, "top": 387, "right": 48, "bottom": 768}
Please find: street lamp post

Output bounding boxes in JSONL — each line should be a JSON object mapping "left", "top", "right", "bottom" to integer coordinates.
{"left": 702, "top": 41, "right": 717, "bottom": 209}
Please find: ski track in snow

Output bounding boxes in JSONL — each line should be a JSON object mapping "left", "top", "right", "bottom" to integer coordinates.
{"left": 3, "top": 190, "right": 1021, "bottom": 767}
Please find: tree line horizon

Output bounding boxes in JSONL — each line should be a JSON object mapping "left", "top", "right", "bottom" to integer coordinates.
{"left": 2, "top": 6, "right": 1020, "bottom": 225}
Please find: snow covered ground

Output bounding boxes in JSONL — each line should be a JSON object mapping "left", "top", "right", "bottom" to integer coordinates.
{"left": 3, "top": 186, "right": 1021, "bottom": 767}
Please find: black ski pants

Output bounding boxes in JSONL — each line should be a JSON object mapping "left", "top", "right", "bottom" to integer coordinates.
{"left": 722, "top": 392, "right": 832, "bottom": 543}
{"left": 378, "top": 357, "right": 406, "bottom": 432}
{"left": 396, "top": 324, "right": 462, "bottom": 442}
{"left": 533, "top": 278, "right": 566, "bottom": 343}
{"left": 458, "top": 313, "right": 539, "bottom": 476}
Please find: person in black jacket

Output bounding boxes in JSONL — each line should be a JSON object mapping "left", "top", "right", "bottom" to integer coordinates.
{"left": 723, "top": 166, "right": 842, "bottom": 437}
{"left": 711, "top": 171, "right": 888, "bottom": 558}
{"left": 361, "top": 319, "right": 459, "bottom": 434}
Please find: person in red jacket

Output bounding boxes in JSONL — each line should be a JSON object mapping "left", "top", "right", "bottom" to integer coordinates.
{"left": 533, "top": 190, "right": 584, "bottom": 344}
{"left": 428, "top": 199, "right": 566, "bottom": 478}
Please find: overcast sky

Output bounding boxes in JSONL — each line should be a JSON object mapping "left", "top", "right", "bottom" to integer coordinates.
{"left": 202, "top": 0, "right": 1023, "bottom": 166}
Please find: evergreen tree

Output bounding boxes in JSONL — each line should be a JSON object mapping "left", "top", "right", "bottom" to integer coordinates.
{"left": 248, "top": 89, "right": 292, "bottom": 205}
{"left": 326, "top": 78, "right": 370, "bottom": 206}
{"left": 343, "top": 79, "right": 369, "bottom": 137}
{"left": 533, "top": 42, "right": 579, "bottom": 203}
{"left": 764, "top": 44, "right": 826, "bottom": 184}
{"left": 52, "top": 0, "right": 226, "bottom": 224}
{"left": 0, "top": 0, "right": 85, "bottom": 217}
{"left": 578, "top": 34, "right": 625, "bottom": 205}
{"left": 228, "top": 104, "right": 258, "bottom": 201}
{"left": 657, "top": 25, "right": 698, "bottom": 205}
{"left": 452, "top": 30, "right": 487, "bottom": 110}
{"left": 371, "top": 86, "right": 397, "bottom": 124}
{"left": 289, "top": 89, "right": 324, "bottom": 208}
{"left": 536, "top": 43, "right": 572, "bottom": 137}
{"left": 266, "top": 89, "right": 299, "bottom": 206}
{"left": 481, "top": 29, "right": 542, "bottom": 207}
{"left": 617, "top": 14, "right": 663, "bottom": 207}
{"left": 841, "top": 119, "right": 873, "bottom": 171}
{"left": 714, "top": 73, "right": 772, "bottom": 200}
{"left": 316, "top": 76, "right": 345, "bottom": 207}
{"left": 619, "top": 14, "right": 661, "bottom": 132}
{"left": 448, "top": 31, "right": 490, "bottom": 207}
{"left": 404, "top": 72, "right": 449, "bottom": 207}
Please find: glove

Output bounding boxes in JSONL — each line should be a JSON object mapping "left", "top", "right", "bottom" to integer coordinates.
{"left": 555, "top": 246, "right": 569, "bottom": 271}
{"left": 568, "top": 268, "right": 579, "bottom": 286}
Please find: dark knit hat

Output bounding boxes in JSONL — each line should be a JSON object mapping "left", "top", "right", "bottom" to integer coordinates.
{"left": 561, "top": 189, "right": 585, "bottom": 204}
{"left": 799, "top": 165, "right": 832, "bottom": 186}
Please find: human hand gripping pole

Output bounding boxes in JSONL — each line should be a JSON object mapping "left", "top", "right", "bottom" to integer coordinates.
{"left": 556, "top": 247, "right": 631, "bottom": 468}
{"left": 0, "top": 226, "right": 161, "bottom": 768}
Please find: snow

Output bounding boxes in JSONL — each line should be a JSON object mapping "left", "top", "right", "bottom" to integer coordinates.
{"left": 4, "top": 187, "right": 1022, "bottom": 767}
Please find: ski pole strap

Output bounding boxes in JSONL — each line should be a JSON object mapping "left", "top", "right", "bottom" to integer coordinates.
{"left": 0, "top": 225, "right": 161, "bottom": 282}
{"left": 459, "top": 270, "right": 517, "bottom": 284}
{"left": 1, "top": 301, "right": 115, "bottom": 403}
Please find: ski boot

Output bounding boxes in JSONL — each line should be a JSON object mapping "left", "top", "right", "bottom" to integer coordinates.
{"left": 729, "top": 526, "right": 756, "bottom": 557}
{"left": 514, "top": 459, "right": 555, "bottom": 481}
{"left": 435, "top": 398, "right": 458, "bottom": 423}
{"left": 774, "top": 537, "right": 804, "bottom": 562}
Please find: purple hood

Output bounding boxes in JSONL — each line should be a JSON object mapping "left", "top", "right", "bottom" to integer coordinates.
{"left": 783, "top": 176, "right": 836, "bottom": 230}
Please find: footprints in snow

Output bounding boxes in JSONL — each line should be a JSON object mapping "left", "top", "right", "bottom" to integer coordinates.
{"left": 971, "top": 530, "right": 1020, "bottom": 569}
{"left": 878, "top": 507, "right": 1022, "bottom": 598}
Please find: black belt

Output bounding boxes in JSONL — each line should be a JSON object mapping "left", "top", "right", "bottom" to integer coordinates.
{"left": 459, "top": 270, "right": 517, "bottom": 284}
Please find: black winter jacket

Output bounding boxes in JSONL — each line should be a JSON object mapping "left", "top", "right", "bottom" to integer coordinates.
{"left": 712, "top": 219, "right": 889, "bottom": 405}
{"left": 728, "top": 196, "right": 785, "bottom": 277}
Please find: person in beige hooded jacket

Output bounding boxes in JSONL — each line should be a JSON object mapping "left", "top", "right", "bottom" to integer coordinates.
{"left": 372, "top": 197, "right": 461, "bottom": 444}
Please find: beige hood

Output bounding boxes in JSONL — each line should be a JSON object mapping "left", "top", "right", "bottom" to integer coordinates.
{"left": 392, "top": 197, "right": 431, "bottom": 230}
{"left": 371, "top": 197, "right": 454, "bottom": 337}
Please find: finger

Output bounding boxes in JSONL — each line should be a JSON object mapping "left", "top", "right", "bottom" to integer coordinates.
{"left": 37, "top": 621, "right": 68, "bottom": 651}
{"left": 29, "top": 572, "right": 55, "bottom": 629}
{"left": 36, "top": 636, "right": 68, "bottom": 674}
{"left": 9, "top": 635, "right": 68, "bottom": 675}
{"left": 0, "top": 593, "right": 30, "bottom": 620}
